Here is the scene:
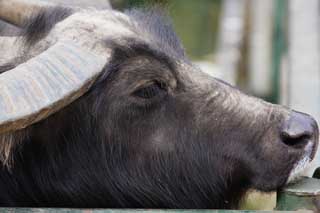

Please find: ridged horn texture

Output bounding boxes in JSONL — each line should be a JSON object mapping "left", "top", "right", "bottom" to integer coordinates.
{"left": 0, "top": 41, "right": 106, "bottom": 134}
{"left": 0, "top": 0, "right": 53, "bottom": 26}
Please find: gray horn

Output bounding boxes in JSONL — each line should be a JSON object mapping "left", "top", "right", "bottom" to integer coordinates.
{"left": 0, "top": 41, "right": 106, "bottom": 134}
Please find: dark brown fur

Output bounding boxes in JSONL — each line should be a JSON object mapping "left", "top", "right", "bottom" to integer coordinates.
{"left": 0, "top": 7, "right": 316, "bottom": 209}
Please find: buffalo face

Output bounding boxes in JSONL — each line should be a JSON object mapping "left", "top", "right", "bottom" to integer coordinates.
{"left": 0, "top": 5, "right": 318, "bottom": 209}
{"left": 81, "top": 45, "right": 318, "bottom": 208}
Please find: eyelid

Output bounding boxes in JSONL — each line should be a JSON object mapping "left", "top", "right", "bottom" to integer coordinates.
{"left": 132, "top": 80, "right": 167, "bottom": 92}
{"left": 131, "top": 80, "right": 154, "bottom": 92}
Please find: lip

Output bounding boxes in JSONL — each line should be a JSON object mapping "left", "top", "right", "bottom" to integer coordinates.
{"left": 310, "top": 136, "right": 319, "bottom": 161}
{"left": 286, "top": 140, "right": 318, "bottom": 184}
{"left": 287, "top": 155, "right": 312, "bottom": 183}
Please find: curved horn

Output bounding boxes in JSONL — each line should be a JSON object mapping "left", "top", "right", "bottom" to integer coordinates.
{"left": 0, "top": 0, "right": 53, "bottom": 26}
{"left": 0, "top": 41, "right": 107, "bottom": 134}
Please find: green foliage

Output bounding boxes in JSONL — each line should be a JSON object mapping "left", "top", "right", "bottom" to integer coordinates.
{"left": 112, "top": 0, "right": 222, "bottom": 59}
{"left": 169, "top": 0, "right": 221, "bottom": 59}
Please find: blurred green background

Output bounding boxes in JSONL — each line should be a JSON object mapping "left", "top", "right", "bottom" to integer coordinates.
{"left": 111, "top": 0, "right": 222, "bottom": 60}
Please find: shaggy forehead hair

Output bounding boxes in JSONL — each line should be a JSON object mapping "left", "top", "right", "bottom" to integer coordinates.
{"left": 22, "top": 6, "right": 186, "bottom": 60}
{"left": 123, "top": 8, "right": 186, "bottom": 59}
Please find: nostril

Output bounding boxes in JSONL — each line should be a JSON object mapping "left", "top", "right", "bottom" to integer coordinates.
{"left": 280, "top": 131, "right": 311, "bottom": 148}
{"left": 280, "top": 111, "right": 317, "bottom": 149}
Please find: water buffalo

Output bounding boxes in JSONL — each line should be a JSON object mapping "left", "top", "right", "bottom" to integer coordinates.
{"left": 0, "top": 0, "right": 318, "bottom": 209}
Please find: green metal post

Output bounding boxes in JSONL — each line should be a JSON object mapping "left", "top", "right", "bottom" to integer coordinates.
{"left": 271, "top": 0, "right": 287, "bottom": 104}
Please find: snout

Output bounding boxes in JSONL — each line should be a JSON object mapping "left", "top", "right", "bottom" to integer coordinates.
{"left": 280, "top": 111, "right": 319, "bottom": 160}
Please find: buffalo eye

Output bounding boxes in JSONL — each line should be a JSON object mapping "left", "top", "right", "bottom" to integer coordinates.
{"left": 133, "top": 81, "right": 166, "bottom": 99}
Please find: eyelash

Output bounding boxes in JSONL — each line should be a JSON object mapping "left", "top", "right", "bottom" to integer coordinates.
{"left": 133, "top": 81, "right": 166, "bottom": 99}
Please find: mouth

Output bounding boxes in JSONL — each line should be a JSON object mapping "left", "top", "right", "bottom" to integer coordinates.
{"left": 286, "top": 141, "right": 317, "bottom": 183}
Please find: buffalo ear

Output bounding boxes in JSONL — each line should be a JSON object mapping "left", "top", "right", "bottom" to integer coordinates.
{"left": 0, "top": 0, "right": 55, "bottom": 27}
{"left": 0, "top": 0, "right": 112, "bottom": 27}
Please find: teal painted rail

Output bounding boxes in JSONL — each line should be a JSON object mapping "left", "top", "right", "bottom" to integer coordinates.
{"left": 276, "top": 177, "right": 320, "bottom": 211}
{"left": 0, "top": 209, "right": 307, "bottom": 213}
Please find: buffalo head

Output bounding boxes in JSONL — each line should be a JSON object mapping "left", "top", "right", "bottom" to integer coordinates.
{"left": 0, "top": 1, "right": 318, "bottom": 209}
